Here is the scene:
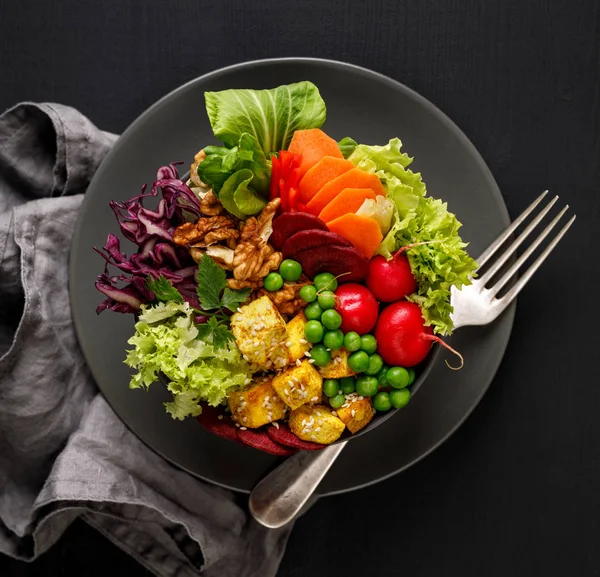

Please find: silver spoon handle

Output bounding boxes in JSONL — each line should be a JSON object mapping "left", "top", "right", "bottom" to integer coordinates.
{"left": 249, "top": 441, "right": 347, "bottom": 528}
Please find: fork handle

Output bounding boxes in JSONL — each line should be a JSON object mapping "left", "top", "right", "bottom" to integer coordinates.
{"left": 249, "top": 441, "right": 347, "bottom": 528}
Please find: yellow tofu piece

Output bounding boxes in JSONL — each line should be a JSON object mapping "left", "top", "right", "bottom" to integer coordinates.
{"left": 289, "top": 404, "right": 345, "bottom": 444}
{"left": 272, "top": 360, "right": 322, "bottom": 410}
{"left": 230, "top": 295, "right": 287, "bottom": 369}
{"left": 335, "top": 394, "right": 375, "bottom": 434}
{"left": 285, "top": 311, "right": 310, "bottom": 363}
{"left": 318, "top": 348, "right": 355, "bottom": 379}
{"left": 228, "top": 377, "right": 286, "bottom": 428}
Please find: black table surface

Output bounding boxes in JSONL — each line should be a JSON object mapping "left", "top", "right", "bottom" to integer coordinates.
{"left": 1, "top": 1, "right": 599, "bottom": 576}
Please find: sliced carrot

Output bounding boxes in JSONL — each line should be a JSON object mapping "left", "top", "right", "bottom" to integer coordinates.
{"left": 298, "top": 156, "right": 355, "bottom": 203}
{"left": 318, "top": 187, "right": 378, "bottom": 223}
{"left": 326, "top": 213, "right": 383, "bottom": 259}
{"left": 287, "top": 129, "right": 344, "bottom": 178}
{"left": 305, "top": 169, "right": 386, "bottom": 216}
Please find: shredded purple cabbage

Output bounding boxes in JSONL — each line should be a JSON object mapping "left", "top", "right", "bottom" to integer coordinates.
{"left": 94, "top": 163, "right": 201, "bottom": 314}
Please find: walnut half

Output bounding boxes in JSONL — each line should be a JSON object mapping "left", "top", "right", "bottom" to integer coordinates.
{"left": 173, "top": 215, "right": 238, "bottom": 248}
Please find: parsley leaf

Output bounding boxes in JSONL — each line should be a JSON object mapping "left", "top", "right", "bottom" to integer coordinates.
{"left": 196, "top": 317, "right": 234, "bottom": 349}
{"left": 221, "top": 287, "right": 252, "bottom": 312}
{"left": 146, "top": 275, "right": 184, "bottom": 303}
{"left": 196, "top": 254, "right": 227, "bottom": 310}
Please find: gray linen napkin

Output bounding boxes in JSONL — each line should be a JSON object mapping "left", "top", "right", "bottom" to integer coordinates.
{"left": 0, "top": 103, "right": 293, "bottom": 577}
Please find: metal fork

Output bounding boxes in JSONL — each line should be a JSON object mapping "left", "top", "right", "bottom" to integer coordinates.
{"left": 249, "top": 192, "right": 575, "bottom": 529}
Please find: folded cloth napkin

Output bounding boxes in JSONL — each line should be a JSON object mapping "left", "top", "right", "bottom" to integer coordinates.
{"left": 0, "top": 103, "right": 293, "bottom": 577}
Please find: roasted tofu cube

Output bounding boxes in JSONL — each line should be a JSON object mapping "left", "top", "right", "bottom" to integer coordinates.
{"left": 230, "top": 296, "right": 287, "bottom": 369}
{"left": 285, "top": 311, "right": 310, "bottom": 363}
{"left": 318, "top": 348, "right": 355, "bottom": 379}
{"left": 289, "top": 404, "right": 345, "bottom": 444}
{"left": 228, "top": 377, "right": 286, "bottom": 428}
{"left": 272, "top": 360, "right": 322, "bottom": 410}
{"left": 335, "top": 394, "right": 375, "bottom": 434}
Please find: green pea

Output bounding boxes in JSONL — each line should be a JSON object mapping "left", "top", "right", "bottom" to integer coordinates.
{"left": 264, "top": 272, "right": 283, "bottom": 292}
{"left": 279, "top": 259, "right": 302, "bottom": 282}
{"left": 329, "top": 393, "right": 346, "bottom": 409}
{"left": 314, "top": 272, "right": 338, "bottom": 292}
{"left": 360, "top": 334, "right": 378, "bottom": 354}
{"left": 317, "top": 290, "right": 336, "bottom": 310}
{"left": 387, "top": 367, "right": 410, "bottom": 389}
{"left": 356, "top": 375, "right": 379, "bottom": 397}
{"left": 304, "top": 301, "right": 323, "bottom": 321}
{"left": 310, "top": 344, "right": 331, "bottom": 367}
{"left": 390, "top": 388, "right": 411, "bottom": 409}
{"left": 321, "top": 309, "right": 342, "bottom": 330}
{"left": 323, "top": 329, "right": 344, "bottom": 350}
{"left": 376, "top": 365, "right": 390, "bottom": 387}
{"left": 373, "top": 391, "right": 392, "bottom": 411}
{"left": 339, "top": 377, "right": 356, "bottom": 394}
{"left": 343, "top": 331, "right": 362, "bottom": 352}
{"left": 364, "top": 353, "right": 384, "bottom": 376}
{"left": 322, "top": 379, "right": 339, "bottom": 398}
{"left": 305, "top": 320, "right": 324, "bottom": 343}
{"left": 299, "top": 285, "right": 317, "bottom": 303}
{"left": 407, "top": 367, "right": 416, "bottom": 386}
{"left": 348, "top": 350, "right": 370, "bottom": 373}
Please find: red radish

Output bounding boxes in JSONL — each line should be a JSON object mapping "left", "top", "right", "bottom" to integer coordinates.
{"left": 366, "top": 252, "right": 417, "bottom": 302}
{"left": 335, "top": 283, "right": 379, "bottom": 335}
{"left": 375, "top": 301, "right": 463, "bottom": 368}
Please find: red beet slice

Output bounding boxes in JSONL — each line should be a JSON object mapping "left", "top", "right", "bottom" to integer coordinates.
{"left": 271, "top": 212, "right": 329, "bottom": 251}
{"left": 236, "top": 428, "right": 297, "bottom": 456}
{"left": 294, "top": 245, "right": 370, "bottom": 283}
{"left": 282, "top": 229, "right": 353, "bottom": 260}
{"left": 266, "top": 424, "right": 326, "bottom": 451}
{"left": 196, "top": 405, "right": 241, "bottom": 445}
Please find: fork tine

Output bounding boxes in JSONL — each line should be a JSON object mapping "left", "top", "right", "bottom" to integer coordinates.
{"left": 478, "top": 195, "right": 559, "bottom": 285}
{"left": 476, "top": 191, "right": 549, "bottom": 267}
{"left": 488, "top": 209, "right": 574, "bottom": 299}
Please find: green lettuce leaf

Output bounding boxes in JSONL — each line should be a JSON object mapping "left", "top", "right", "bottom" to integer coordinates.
{"left": 355, "top": 195, "right": 395, "bottom": 235}
{"left": 204, "top": 81, "right": 327, "bottom": 155}
{"left": 198, "top": 133, "right": 271, "bottom": 195}
{"left": 350, "top": 138, "right": 478, "bottom": 335}
{"left": 219, "top": 168, "right": 267, "bottom": 218}
{"left": 125, "top": 301, "right": 252, "bottom": 420}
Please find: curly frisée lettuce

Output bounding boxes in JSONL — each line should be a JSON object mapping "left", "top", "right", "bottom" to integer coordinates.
{"left": 349, "top": 138, "right": 478, "bottom": 335}
{"left": 125, "top": 300, "right": 251, "bottom": 419}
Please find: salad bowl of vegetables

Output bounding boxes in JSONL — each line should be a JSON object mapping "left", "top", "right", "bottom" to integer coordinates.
{"left": 93, "top": 79, "right": 478, "bottom": 456}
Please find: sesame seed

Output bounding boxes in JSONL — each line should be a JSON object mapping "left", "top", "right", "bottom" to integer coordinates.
{"left": 304, "top": 351, "right": 311, "bottom": 357}
{"left": 237, "top": 307, "right": 242, "bottom": 313}
{"left": 318, "top": 419, "right": 324, "bottom": 425}
{"left": 242, "top": 417, "right": 248, "bottom": 423}
{"left": 268, "top": 414, "right": 272, "bottom": 422}
{"left": 301, "top": 419, "right": 307, "bottom": 426}
{"left": 332, "top": 411, "right": 337, "bottom": 416}
{"left": 311, "top": 435, "right": 317, "bottom": 441}
{"left": 273, "top": 422, "right": 280, "bottom": 429}
{"left": 326, "top": 348, "right": 331, "bottom": 352}
{"left": 292, "top": 377, "right": 299, "bottom": 383}
{"left": 299, "top": 338, "right": 308, "bottom": 344}
{"left": 311, "top": 396, "right": 318, "bottom": 402}
{"left": 237, "top": 407, "right": 242, "bottom": 413}
{"left": 314, "top": 427, "right": 321, "bottom": 432}
{"left": 284, "top": 388, "right": 289, "bottom": 396}
{"left": 308, "top": 359, "right": 315, "bottom": 364}
{"left": 265, "top": 396, "right": 270, "bottom": 401}
{"left": 296, "top": 359, "right": 302, "bottom": 366}
{"left": 243, "top": 354, "right": 249, "bottom": 361}
{"left": 338, "top": 390, "right": 343, "bottom": 395}
{"left": 244, "top": 378, "right": 251, "bottom": 385}
{"left": 286, "top": 341, "right": 292, "bottom": 347}
{"left": 358, "top": 396, "right": 364, "bottom": 401}
{"left": 240, "top": 426, "right": 247, "bottom": 431}
{"left": 351, "top": 410, "right": 356, "bottom": 417}
{"left": 217, "top": 415, "right": 223, "bottom": 420}
{"left": 235, "top": 423, "right": 240, "bottom": 427}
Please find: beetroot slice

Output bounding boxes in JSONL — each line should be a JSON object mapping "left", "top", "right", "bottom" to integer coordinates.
{"left": 281, "top": 230, "right": 353, "bottom": 260}
{"left": 196, "top": 405, "right": 241, "bottom": 445}
{"left": 236, "top": 428, "right": 297, "bottom": 456}
{"left": 266, "top": 424, "right": 326, "bottom": 451}
{"left": 294, "top": 245, "right": 370, "bottom": 283}
{"left": 271, "top": 212, "right": 329, "bottom": 251}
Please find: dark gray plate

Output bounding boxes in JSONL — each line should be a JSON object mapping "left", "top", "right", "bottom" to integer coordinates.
{"left": 69, "top": 58, "right": 514, "bottom": 495}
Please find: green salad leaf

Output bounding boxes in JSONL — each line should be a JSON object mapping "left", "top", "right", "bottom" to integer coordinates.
{"left": 349, "top": 138, "right": 478, "bottom": 335}
{"left": 218, "top": 168, "right": 267, "bottom": 218}
{"left": 338, "top": 136, "right": 358, "bottom": 158}
{"left": 204, "top": 81, "right": 327, "bottom": 155}
{"left": 198, "top": 133, "right": 271, "bottom": 196}
{"left": 146, "top": 275, "right": 184, "bottom": 304}
{"left": 125, "top": 301, "right": 251, "bottom": 420}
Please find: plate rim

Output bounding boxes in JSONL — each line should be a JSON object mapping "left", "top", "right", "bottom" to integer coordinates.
{"left": 70, "top": 57, "right": 514, "bottom": 495}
